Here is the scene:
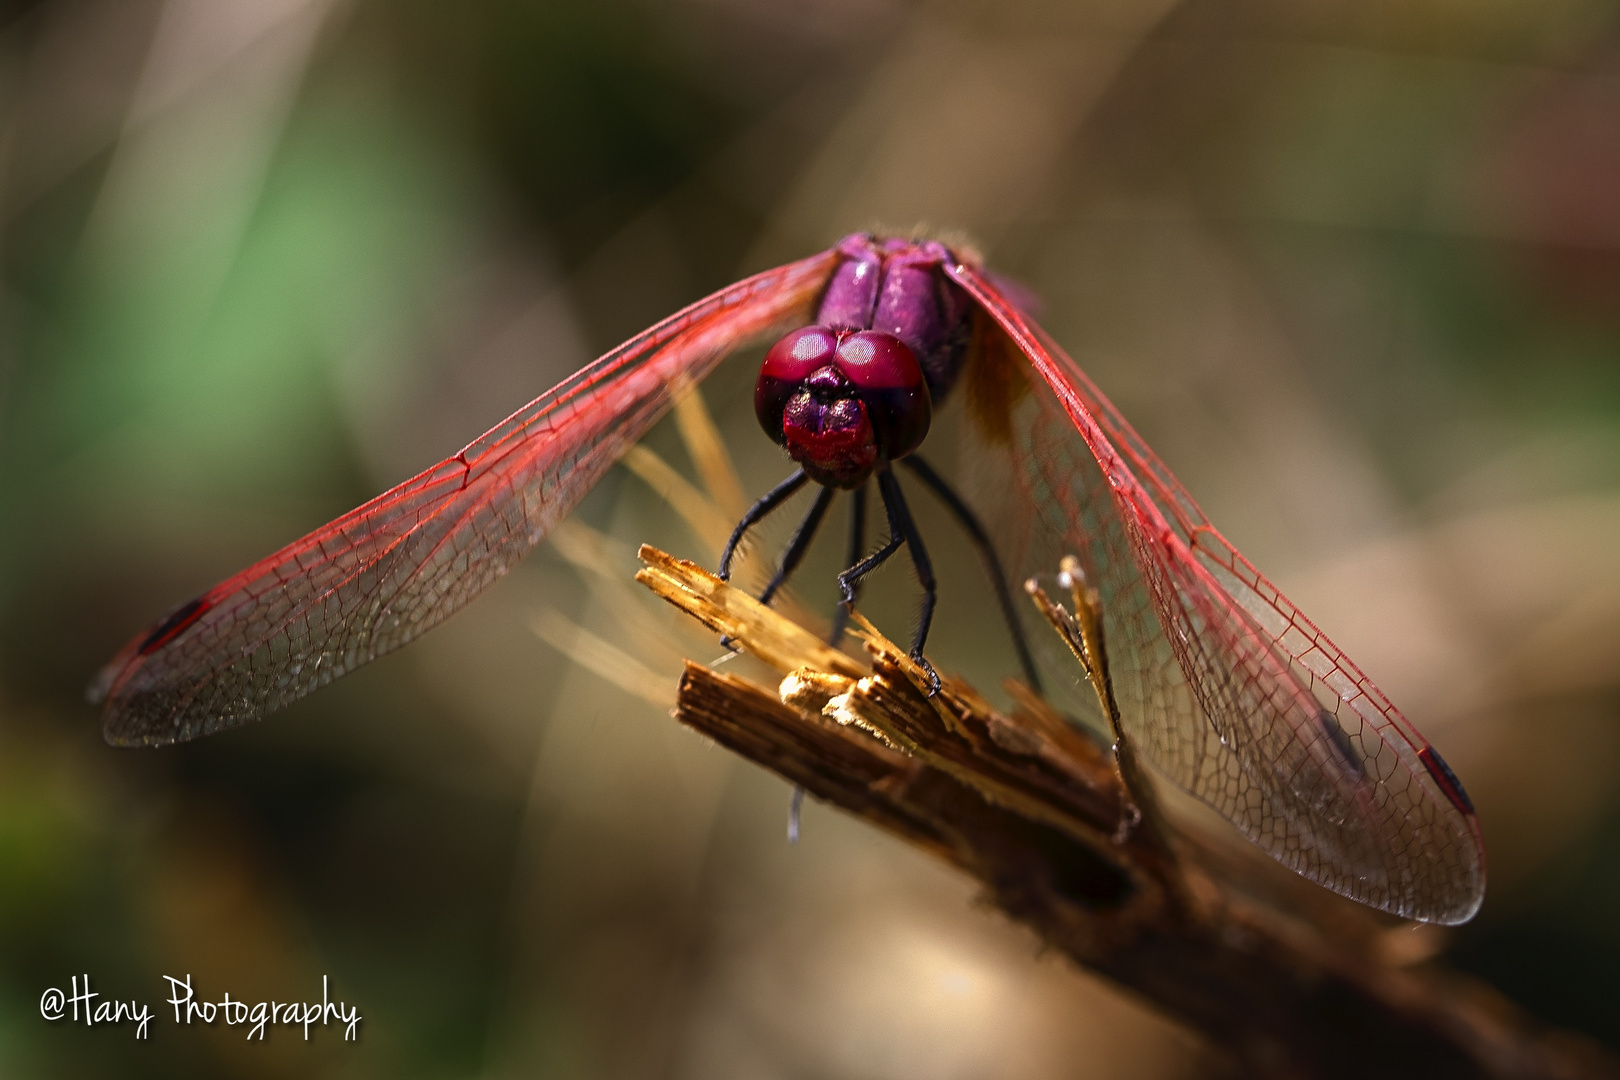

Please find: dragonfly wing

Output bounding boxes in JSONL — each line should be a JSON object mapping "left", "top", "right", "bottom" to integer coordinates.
{"left": 94, "top": 249, "right": 840, "bottom": 747}
{"left": 947, "top": 259, "right": 1486, "bottom": 924}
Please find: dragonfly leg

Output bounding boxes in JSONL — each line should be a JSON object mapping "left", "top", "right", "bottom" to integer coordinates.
{"left": 826, "top": 482, "right": 867, "bottom": 646}
{"left": 787, "top": 783, "right": 806, "bottom": 844}
{"left": 785, "top": 484, "right": 864, "bottom": 841}
{"left": 756, "top": 482, "right": 840, "bottom": 847}
{"left": 875, "top": 466, "right": 942, "bottom": 695}
{"left": 718, "top": 469, "right": 807, "bottom": 580}
{"left": 719, "top": 470, "right": 828, "bottom": 843}
{"left": 899, "top": 455, "right": 1042, "bottom": 694}
{"left": 758, "top": 485, "right": 836, "bottom": 607}
{"left": 836, "top": 488, "right": 904, "bottom": 606}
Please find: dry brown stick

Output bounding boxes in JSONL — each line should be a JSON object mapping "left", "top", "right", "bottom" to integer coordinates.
{"left": 636, "top": 545, "right": 1618, "bottom": 1080}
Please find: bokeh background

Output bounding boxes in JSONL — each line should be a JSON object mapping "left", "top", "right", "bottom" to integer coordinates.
{"left": 3, "top": 0, "right": 1619, "bottom": 1075}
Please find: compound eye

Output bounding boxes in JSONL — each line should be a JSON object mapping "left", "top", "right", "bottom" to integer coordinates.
{"left": 756, "top": 326, "right": 840, "bottom": 447}
{"left": 833, "top": 330, "right": 923, "bottom": 392}
{"left": 760, "top": 326, "right": 838, "bottom": 385}
{"left": 833, "top": 331, "right": 931, "bottom": 460}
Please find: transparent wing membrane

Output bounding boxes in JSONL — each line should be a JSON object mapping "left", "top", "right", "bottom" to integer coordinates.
{"left": 948, "top": 260, "right": 1485, "bottom": 924}
{"left": 93, "top": 250, "right": 839, "bottom": 746}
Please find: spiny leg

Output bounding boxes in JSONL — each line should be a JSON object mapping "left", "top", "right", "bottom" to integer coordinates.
{"left": 718, "top": 472, "right": 833, "bottom": 843}
{"left": 900, "top": 455, "right": 1042, "bottom": 694}
{"left": 826, "top": 482, "right": 867, "bottom": 646}
{"left": 758, "top": 485, "right": 836, "bottom": 607}
{"left": 837, "top": 480, "right": 905, "bottom": 608}
{"left": 787, "top": 483, "right": 855, "bottom": 846}
{"left": 718, "top": 469, "right": 808, "bottom": 655}
{"left": 718, "top": 468, "right": 807, "bottom": 580}
{"left": 875, "top": 466, "right": 941, "bottom": 694}
{"left": 787, "top": 784, "right": 806, "bottom": 844}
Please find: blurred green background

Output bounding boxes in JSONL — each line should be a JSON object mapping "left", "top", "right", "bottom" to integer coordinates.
{"left": 3, "top": 0, "right": 1620, "bottom": 1075}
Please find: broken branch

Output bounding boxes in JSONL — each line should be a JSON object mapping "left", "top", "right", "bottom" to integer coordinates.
{"left": 636, "top": 544, "right": 1618, "bottom": 1080}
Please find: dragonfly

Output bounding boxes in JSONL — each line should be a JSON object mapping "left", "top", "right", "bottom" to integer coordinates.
{"left": 90, "top": 231, "right": 1485, "bottom": 925}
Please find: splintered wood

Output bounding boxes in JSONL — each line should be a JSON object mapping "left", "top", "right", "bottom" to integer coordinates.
{"left": 635, "top": 544, "right": 864, "bottom": 680}
{"left": 634, "top": 543, "right": 1620, "bottom": 1080}
{"left": 637, "top": 543, "right": 1156, "bottom": 872}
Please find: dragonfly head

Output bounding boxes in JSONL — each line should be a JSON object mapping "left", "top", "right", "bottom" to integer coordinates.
{"left": 755, "top": 325, "right": 931, "bottom": 488}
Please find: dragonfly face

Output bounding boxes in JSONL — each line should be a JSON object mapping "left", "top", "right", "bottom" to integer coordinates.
{"left": 755, "top": 327, "right": 929, "bottom": 487}
{"left": 753, "top": 236, "right": 973, "bottom": 489}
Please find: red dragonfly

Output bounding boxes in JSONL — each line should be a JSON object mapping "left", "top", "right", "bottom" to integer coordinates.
{"left": 90, "top": 232, "right": 1485, "bottom": 925}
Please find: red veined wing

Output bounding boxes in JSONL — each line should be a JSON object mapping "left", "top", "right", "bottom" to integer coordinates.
{"left": 946, "top": 259, "right": 1486, "bottom": 925}
{"left": 91, "top": 248, "right": 841, "bottom": 747}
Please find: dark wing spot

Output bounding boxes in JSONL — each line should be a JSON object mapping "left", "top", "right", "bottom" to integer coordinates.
{"left": 137, "top": 596, "right": 210, "bottom": 656}
{"left": 1318, "top": 709, "right": 1364, "bottom": 777}
{"left": 1418, "top": 745, "right": 1475, "bottom": 816}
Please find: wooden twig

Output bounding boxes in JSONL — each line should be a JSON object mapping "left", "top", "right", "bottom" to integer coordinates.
{"left": 636, "top": 545, "right": 1618, "bottom": 1080}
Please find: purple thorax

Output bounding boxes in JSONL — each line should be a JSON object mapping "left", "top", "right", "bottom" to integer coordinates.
{"left": 815, "top": 236, "right": 973, "bottom": 403}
